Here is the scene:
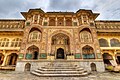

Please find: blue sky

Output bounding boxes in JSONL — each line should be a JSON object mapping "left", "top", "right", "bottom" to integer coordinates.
{"left": 0, "top": 0, "right": 120, "bottom": 20}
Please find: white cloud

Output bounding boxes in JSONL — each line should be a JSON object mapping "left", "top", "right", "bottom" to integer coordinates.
{"left": 0, "top": 0, "right": 119, "bottom": 20}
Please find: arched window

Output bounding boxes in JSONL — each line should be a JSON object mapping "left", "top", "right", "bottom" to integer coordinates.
{"left": 29, "top": 31, "right": 41, "bottom": 42}
{"left": 82, "top": 45, "right": 95, "bottom": 59}
{"left": 110, "top": 38, "right": 120, "bottom": 47}
{"left": 52, "top": 33, "right": 69, "bottom": 45}
{"left": 80, "top": 31, "right": 92, "bottom": 43}
{"left": 49, "top": 18, "right": 55, "bottom": 26}
{"left": 11, "top": 38, "right": 22, "bottom": 47}
{"left": 99, "top": 38, "right": 109, "bottom": 47}
{"left": 0, "top": 38, "right": 9, "bottom": 47}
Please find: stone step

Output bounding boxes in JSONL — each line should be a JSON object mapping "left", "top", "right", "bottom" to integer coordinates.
{"left": 41, "top": 66, "right": 82, "bottom": 69}
{"left": 31, "top": 71, "right": 88, "bottom": 77}
{"left": 34, "top": 69, "right": 87, "bottom": 74}
{"left": 38, "top": 68, "right": 84, "bottom": 71}
{"left": 45, "top": 65, "right": 75, "bottom": 67}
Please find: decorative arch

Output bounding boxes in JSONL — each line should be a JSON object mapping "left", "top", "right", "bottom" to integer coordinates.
{"left": 0, "top": 53, "right": 4, "bottom": 65}
{"left": 50, "top": 30, "right": 72, "bottom": 39}
{"left": 51, "top": 33, "right": 70, "bottom": 58}
{"left": 82, "top": 45, "right": 95, "bottom": 59}
{"left": 51, "top": 33, "right": 69, "bottom": 45}
{"left": 110, "top": 38, "right": 120, "bottom": 47}
{"left": 24, "top": 27, "right": 43, "bottom": 43}
{"left": 25, "top": 26, "right": 43, "bottom": 38}
{"left": 11, "top": 38, "right": 22, "bottom": 47}
{"left": 79, "top": 27, "right": 92, "bottom": 33}
{"left": 28, "top": 30, "right": 41, "bottom": 42}
{"left": 99, "top": 38, "right": 109, "bottom": 47}
{"left": 48, "top": 30, "right": 73, "bottom": 54}
{"left": 26, "top": 45, "right": 39, "bottom": 59}
{"left": 0, "top": 38, "right": 9, "bottom": 47}
{"left": 79, "top": 28, "right": 93, "bottom": 43}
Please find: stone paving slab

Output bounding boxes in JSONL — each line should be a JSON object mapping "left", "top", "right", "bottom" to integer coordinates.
{"left": 0, "top": 71, "right": 120, "bottom": 80}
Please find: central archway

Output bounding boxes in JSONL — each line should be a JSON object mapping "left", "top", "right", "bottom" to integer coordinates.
{"left": 56, "top": 48, "right": 64, "bottom": 59}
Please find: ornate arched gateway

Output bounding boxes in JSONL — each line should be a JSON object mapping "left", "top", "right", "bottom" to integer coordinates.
{"left": 51, "top": 33, "right": 70, "bottom": 59}
{"left": 26, "top": 45, "right": 39, "bottom": 59}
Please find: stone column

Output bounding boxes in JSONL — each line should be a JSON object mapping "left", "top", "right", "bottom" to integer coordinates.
{"left": 107, "top": 38, "right": 111, "bottom": 47}
{"left": 42, "top": 17, "right": 45, "bottom": 25}
{"left": 2, "top": 54, "right": 8, "bottom": 66}
{"left": 76, "top": 18, "right": 79, "bottom": 26}
{"left": 37, "top": 15, "right": 40, "bottom": 24}
{"left": 72, "top": 17, "right": 73, "bottom": 26}
{"left": 32, "top": 15, "right": 35, "bottom": 23}
{"left": 81, "top": 16, "right": 84, "bottom": 24}
{"left": 55, "top": 17, "right": 57, "bottom": 26}
{"left": 47, "top": 17, "right": 49, "bottom": 26}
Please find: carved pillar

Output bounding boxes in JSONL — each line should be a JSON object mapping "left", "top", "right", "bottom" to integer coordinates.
{"left": 77, "top": 18, "right": 79, "bottom": 26}
{"left": 55, "top": 17, "right": 57, "bottom": 26}
{"left": 47, "top": 17, "right": 49, "bottom": 26}
{"left": 42, "top": 17, "right": 45, "bottom": 25}
{"left": 32, "top": 15, "right": 35, "bottom": 23}
{"left": 81, "top": 15, "right": 84, "bottom": 24}
{"left": 2, "top": 50, "right": 7, "bottom": 66}
{"left": 37, "top": 15, "right": 40, "bottom": 24}
{"left": 72, "top": 17, "right": 73, "bottom": 26}
{"left": 64, "top": 17, "right": 66, "bottom": 26}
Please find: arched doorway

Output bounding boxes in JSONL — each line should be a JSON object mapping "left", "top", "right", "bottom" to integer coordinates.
{"left": 51, "top": 33, "right": 70, "bottom": 59}
{"left": 24, "top": 63, "right": 31, "bottom": 71}
{"left": 82, "top": 45, "right": 95, "bottom": 59}
{"left": 102, "top": 53, "right": 113, "bottom": 65}
{"left": 0, "top": 53, "right": 4, "bottom": 65}
{"left": 91, "top": 63, "right": 97, "bottom": 71}
{"left": 56, "top": 48, "right": 64, "bottom": 59}
{"left": 27, "top": 45, "right": 39, "bottom": 60}
{"left": 8, "top": 53, "right": 18, "bottom": 65}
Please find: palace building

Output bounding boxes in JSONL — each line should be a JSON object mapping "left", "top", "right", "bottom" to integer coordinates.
{"left": 0, "top": 8, "right": 120, "bottom": 73}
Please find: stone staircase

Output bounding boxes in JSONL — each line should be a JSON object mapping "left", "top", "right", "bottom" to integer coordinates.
{"left": 31, "top": 61, "right": 89, "bottom": 77}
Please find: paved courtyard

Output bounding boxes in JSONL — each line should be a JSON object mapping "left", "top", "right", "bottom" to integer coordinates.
{"left": 0, "top": 71, "right": 120, "bottom": 80}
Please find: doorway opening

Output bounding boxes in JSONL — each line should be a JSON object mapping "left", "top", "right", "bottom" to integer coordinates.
{"left": 56, "top": 48, "right": 64, "bottom": 59}
{"left": 91, "top": 63, "right": 97, "bottom": 71}
{"left": 33, "top": 51, "right": 38, "bottom": 59}
{"left": 117, "top": 56, "right": 120, "bottom": 64}
{"left": 24, "top": 63, "right": 31, "bottom": 71}
{"left": 8, "top": 53, "right": 18, "bottom": 65}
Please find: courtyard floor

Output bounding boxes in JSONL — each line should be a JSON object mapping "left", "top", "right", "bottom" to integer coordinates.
{"left": 0, "top": 71, "right": 120, "bottom": 80}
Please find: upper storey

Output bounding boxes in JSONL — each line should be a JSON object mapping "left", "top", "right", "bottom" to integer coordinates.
{"left": 21, "top": 8, "right": 99, "bottom": 27}
{"left": 0, "top": 19, "right": 25, "bottom": 31}
{"left": 95, "top": 20, "right": 120, "bottom": 32}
